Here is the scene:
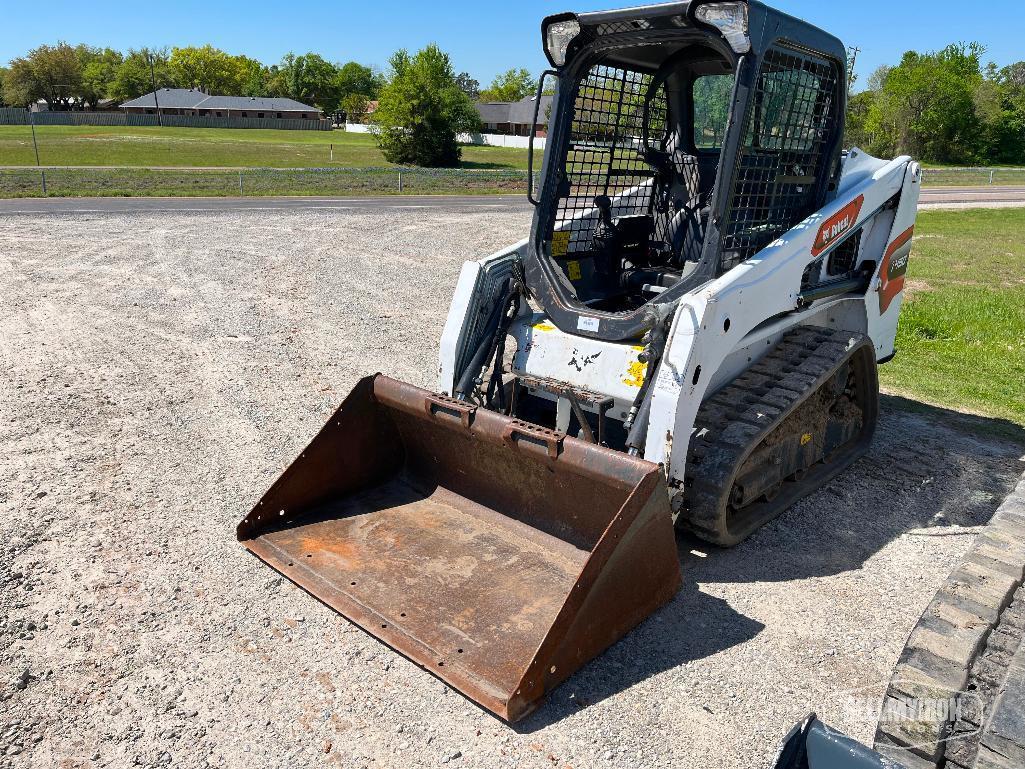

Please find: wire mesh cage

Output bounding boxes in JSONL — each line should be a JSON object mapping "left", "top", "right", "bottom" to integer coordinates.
{"left": 720, "top": 47, "right": 840, "bottom": 272}
{"left": 551, "top": 64, "right": 669, "bottom": 256}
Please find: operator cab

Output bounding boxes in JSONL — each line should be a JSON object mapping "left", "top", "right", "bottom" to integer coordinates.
{"left": 527, "top": 2, "right": 847, "bottom": 341}
{"left": 547, "top": 41, "right": 734, "bottom": 312}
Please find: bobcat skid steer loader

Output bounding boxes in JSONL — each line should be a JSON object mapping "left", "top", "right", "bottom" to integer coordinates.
{"left": 239, "top": 0, "right": 920, "bottom": 722}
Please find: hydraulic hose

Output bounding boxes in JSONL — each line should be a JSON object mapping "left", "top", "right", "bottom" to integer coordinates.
{"left": 485, "top": 288, "right": 523, "bottom": 411}
{"left": 453, "top": 279, "right": 518, "bottom": 402}
{"left": 624, "top": 317, "right": 668, "bottom": 456}
{"left": 625, "top": 386, "right": 655, "bottom": 456}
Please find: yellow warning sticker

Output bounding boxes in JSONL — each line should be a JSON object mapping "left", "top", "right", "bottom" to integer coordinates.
{"left": 552, "top": 231, "right": 571, "bottom": 257}
{"left": 567, "top": 260, "right": 582, "bottom": 281}
{"left": 801, "top": 433, "right": 813, "bottom": 446}
{"left": 623, "top": 360, "right": 647, "bottom": 388}
{"left": 532, "top": 322, "right": 556, "bottom": 333}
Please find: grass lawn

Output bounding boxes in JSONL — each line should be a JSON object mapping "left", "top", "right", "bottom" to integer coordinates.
{"left": 920, "top": 167, "right": 1025, "bottom": 186}
{"left": 881, "top": 208, "right": 1025, "bottom": 430}
{"left": 0, "top": 166, "right": 532, "bottom": 197}
{"left": 0, "top": 125, "right": 541, "bottom": 170}
{"left": 1, "top": 125, "right": 1022, "bottom": 189}
{"left": 920, "top": 162, "right": 1025, "bottom": 170}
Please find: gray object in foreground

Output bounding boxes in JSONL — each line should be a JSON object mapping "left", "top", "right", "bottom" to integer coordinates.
{"left": 776, "top": 716, "right": 907, "bottom": 769}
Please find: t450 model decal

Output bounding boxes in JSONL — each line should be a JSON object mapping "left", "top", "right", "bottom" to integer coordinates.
{"left": 878, "top": 227, "right": 914, "bottom": 314}
{"left": 812, "top": 194, "right": 864, "bottom": 256}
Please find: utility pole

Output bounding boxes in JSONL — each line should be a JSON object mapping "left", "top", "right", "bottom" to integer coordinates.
{"left": 29, "top": 108, "right": 41, "bottom": 166}
{"left": 148, "top": 51, "right": 163, "bottom": 127}
{"left": 846, "top": 45, "right": 861, "bottom": 98}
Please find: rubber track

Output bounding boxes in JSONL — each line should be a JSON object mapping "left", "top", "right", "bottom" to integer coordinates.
{"left": 681, "top": 325, "right": 870, "bottom": 544}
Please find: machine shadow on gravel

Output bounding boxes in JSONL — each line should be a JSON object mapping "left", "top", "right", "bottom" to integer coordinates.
{"left": 681, "top": 397, "right": 1025, "bottom": 586}
{"left": 513, "top": 575, "right": 765, "bottom": 733}
{"left": 515, "top": 397, "right": 1024, "bottom": 730}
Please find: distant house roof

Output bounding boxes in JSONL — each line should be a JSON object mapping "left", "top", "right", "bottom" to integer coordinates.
{"left": 120, "top": 89, "right": 207, "bottom": 109}
{"left": 475, "top": 95, "right": 553, "bottom": 126}
{"left": 120, "top": 88, "right": 319, "bottom": 113}
{"left": 197, "top": 95, "right": 319, "bottom": 112}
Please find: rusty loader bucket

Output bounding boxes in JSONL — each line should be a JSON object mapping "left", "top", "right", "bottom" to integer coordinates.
{"left": 237, "top": 375, "right": 680, "bottom": 722}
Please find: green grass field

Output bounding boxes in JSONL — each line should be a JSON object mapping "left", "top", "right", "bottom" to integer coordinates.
{"left": 880, "top": 208, "right": 1025, "bottom": 431}
{"left": 0, "top": 125, "right": 540, "bottom": 170}
{"left": 2, "top": 125, "right": 1022, "bottom": 187}
{"left": 0, "top": 166, "right": 531, "bottom": 197}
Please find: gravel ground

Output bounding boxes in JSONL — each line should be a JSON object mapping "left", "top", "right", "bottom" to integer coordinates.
{"left": 1, "top": 206, "right": 1023, "bottom": 769}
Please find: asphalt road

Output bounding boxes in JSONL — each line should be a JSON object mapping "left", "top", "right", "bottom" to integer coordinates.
{"left": 0, "top": 186, "right": 1023, "bottom": 214}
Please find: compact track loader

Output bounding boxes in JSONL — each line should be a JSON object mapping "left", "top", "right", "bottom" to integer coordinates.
{"left": 239, "top": 0, "right": 920, "bottom": 722}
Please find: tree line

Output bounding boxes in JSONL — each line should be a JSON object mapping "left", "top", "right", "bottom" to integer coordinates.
{"left": 0, "top": 42, "right": 541, "bottom": 121}
{"left": 0, "top": 43, "right": 387, "bottom": 119}
{"left": 6, "top": 38, "right": 1021, "bottom": 168}
{"left": 846, "top": 43, "right": 1025, "bottom": 165}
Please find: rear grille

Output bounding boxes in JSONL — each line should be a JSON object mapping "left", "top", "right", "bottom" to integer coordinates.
{"left": 596, "top": 19, "right": 651, "bottom": 35}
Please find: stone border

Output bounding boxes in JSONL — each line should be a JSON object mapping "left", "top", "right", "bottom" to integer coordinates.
{"left": 873, "top": 474, "right": 1025, "bottom": 769}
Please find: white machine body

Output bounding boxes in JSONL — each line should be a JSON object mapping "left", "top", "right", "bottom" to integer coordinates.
{"left": 439, "top": 149, "right": 921, "bottom": 487}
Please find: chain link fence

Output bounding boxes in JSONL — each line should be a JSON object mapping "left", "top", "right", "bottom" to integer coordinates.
{"left": 920, "top": 167, "right": 1025, "bottom": 186}
{"left": 0, "top": 167, "right": 538, "bottom": 198}
{"left": 0, "top": 165, "right": 1022, "bottom": 199}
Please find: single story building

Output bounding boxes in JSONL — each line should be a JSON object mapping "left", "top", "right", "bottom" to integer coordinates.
{"left": 475, "top": 95, "right": 553, "bottom": 137}
{"left": 120, "top": 89, "right": 322, "bottom": 120}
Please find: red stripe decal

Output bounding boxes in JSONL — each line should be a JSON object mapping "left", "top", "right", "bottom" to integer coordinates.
{"left": 878, "top": 226, "right": 915, "bottom": 314}
{"left": 812, "top": 195, "right": 865, "bottom": 257}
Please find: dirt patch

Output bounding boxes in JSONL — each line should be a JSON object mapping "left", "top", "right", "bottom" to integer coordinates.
{"left": 902, "top": 278, "right": 932, "bottom": 300}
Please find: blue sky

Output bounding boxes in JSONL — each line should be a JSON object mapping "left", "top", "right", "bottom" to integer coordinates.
{"left": 2, "top": 1, "right": 1021, "bottom": 90}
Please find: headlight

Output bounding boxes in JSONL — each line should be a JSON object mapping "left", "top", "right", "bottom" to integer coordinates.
{"left": 695, "top": 2, "right": 751, "bottom": 54}
{"left": 545, "top": 19, "right": 581, "bottom": 67}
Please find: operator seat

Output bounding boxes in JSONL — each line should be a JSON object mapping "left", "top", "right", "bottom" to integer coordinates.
{"left": 663, "top": 150, "right": 707, "bottom": 266}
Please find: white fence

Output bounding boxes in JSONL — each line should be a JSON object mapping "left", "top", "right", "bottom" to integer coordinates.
{"left": 461, "top": 132, "right": 546, "bottom": 149}
{"left": 344, "top": 123, "right": 546, "bottom": 149}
